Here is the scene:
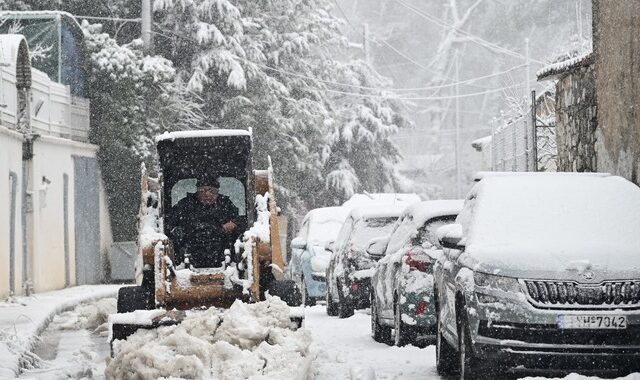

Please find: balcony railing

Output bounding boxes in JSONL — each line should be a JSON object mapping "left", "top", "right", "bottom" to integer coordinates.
{"left": 0, "top": 64, "right": 90, "bottom": 142}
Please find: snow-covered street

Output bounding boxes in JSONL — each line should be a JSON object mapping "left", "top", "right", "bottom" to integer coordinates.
{"left": 4, "top": 297, "right": 438, "bottom": 380}
{"left": 306, "top": 305, "right": 434, "bottom": 379}
{"left": 4, "top": 293, "right": 640, "bottom": 379}
{"left": 19, "top": 299, "right": 114, "bottom": 379}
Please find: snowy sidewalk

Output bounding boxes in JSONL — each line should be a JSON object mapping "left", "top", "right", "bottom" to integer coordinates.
{"left": 0, "top": 285, "right": 121, "bottom": 378}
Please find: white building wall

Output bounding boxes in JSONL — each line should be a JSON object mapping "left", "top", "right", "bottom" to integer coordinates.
{"left": 0, "top": 33, "right": 113, "bottom": 298}
{"left": 0, "top": 126, "right": 24, "bottom": 298}
{"left": 30, "top": 136, "right": 100, "bottom": 292}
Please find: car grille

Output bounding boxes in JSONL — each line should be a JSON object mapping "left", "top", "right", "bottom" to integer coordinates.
{"left": 524, "top": 280, "right": 640, "bottom": 309}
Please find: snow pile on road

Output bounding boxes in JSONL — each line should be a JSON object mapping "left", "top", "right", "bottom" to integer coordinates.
{"left": 106, "top": 297, "right": 312, "bottom": 380}
{"left": 57, "top": 298, "right": 116, "bottom": 336}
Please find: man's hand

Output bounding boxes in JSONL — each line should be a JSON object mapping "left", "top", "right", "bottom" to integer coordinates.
{"left": 222, "top": 221, "right": 237, "bottom": 233}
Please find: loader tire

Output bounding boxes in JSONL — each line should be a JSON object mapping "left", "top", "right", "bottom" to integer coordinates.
{"left": 117, "top": 286, "right": 154, "bottom": 313}
{"left": 268, "top": 280, "right": 302, "bottom": 307}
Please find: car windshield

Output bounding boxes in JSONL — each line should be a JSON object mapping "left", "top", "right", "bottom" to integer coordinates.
{"left": 350, "top": 217, "right": 397, "bottom": 250}
{"left": 307, "top": 220, "right": 344, "bottom": 246}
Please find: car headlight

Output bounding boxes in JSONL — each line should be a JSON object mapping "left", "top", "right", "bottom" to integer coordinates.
{"left": 473, "top": 272, "right": 522, "bottom": 293}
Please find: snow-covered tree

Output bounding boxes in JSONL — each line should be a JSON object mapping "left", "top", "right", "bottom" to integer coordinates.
{"left": 0, "top": 0, "right": 29, "bottom": 10}
{"left": 83, "top": 22, "right": 203, "bottom": 239}
{"left": 152, "top": 0, "right": 408, "bottom": 212}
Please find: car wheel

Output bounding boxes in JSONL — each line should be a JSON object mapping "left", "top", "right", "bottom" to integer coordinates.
{"left": 394, "top": 295, "right": 416, "bottom": 347}
{"left": 337, "top": 280, "right": 354, "bottom": 318}
{"left": 326, "top": 284, "right": 338, "bottom": 316}
{"left": 435, "top": 301, "right": 457, "bottom": 375}
{"left": 300, "top": 277, "right": 316, "bottom": 307}
{"left": 371, "top": 291, "right": 392, "bottom": 344}
{"left": 458, "top": 308, "right": 481, "bottom": 380}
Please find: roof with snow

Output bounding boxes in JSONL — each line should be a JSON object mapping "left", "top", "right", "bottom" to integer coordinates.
{"left": 473, "top": 171, "right": 610, "bottom": 182}
{"left": 537, "top": 51, "right": 594, "bottom": 81}
{"left": 465, "top": 174, "right": 640, "bottom": 272}
{"left": 348, "top": 204, "right": 405, "bottom": 221}
{"left": 155, "top": 129, "right": 252, "bottom": 142}
{"left": 342, "top": 193, "right": 421, "bottom": 210}
{"left": 401, "top": 200, "right": 464, "bottom": 228}
{"left": 304, "top": 206, "right": 350, "bottom": 224}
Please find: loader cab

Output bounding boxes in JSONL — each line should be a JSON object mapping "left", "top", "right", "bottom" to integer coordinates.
{"left": 156, "top": 130, "right": 255, "bottom": 242}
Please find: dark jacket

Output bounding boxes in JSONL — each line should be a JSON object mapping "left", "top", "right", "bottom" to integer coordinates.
{"left": 167, "top": 193, "right": 242, "bottom": 253}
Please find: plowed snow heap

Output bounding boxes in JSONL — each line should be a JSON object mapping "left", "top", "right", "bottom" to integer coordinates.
{"left": 109, "top": 129, "right": 303, "bottom": 356}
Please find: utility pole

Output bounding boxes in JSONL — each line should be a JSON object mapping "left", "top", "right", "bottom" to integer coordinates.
{"left": 141, "top": 0, "right": 153, "bottom": 53}
{"left": 531, "top": 90, "right": 538, "bottom": 172}
{"left": 524, "top": 38, "right": 531, "bottom": 170}
{"left": 363, "top": 23, "right": 371, "bottom": 65}
{"left": 454, "top": 52, "right": 461, "bottom": 198}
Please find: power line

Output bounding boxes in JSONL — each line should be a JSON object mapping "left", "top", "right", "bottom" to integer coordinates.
{"left": 257, "top": 61, "right": 526, "bottom": 93}
{"left": 325, "top": 81, "right": 528, "bottom": 101}
{"left": 153, "top": 23, "right": 530, "bottom": 101}
{"left": 332, "top": 0, "right": 442, "bottom": 76}
{"left": 393, "top": 0, "right": 546, "bottom": 65}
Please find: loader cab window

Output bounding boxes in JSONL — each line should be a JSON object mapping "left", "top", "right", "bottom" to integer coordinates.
{"left": 170, "top": 177, "right": 246, "bottom": 215}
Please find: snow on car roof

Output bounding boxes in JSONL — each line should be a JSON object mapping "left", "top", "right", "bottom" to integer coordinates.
{"left": 348, "top": 204, "right": 404, "bottom": 221}
{"left": 342, "top": 193, "right": 421, "bottom": 209}
{"left": 304, "top": 206, "right": 351, "bottom": 245}
{"left": 305, "top": 206, "right": 350, "bottom": 223}
{"left": 402, "top": 200, "right": 464, "bottom": 227}
{"left": 465, "top": 174, "right": 640, "bottom": 269}
{"left": 155, "top": 129, "right": 251, "bottom": 142}
{"left": 473, "top": 171, "right": 610, "bottom": 182}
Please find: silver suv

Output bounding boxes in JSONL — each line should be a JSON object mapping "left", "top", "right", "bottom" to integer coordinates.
{"left": 434, "top": 173, "right": 640, "bottom": 378}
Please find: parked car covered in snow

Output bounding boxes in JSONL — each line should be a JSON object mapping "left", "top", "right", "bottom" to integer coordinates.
{"left": 342, "top": 193, "right": 421, "bottom": 210}
{"left": 326, "top": 206, "right": 402, "bottom": 318}
{"left": 287, "top": 206, "right": 350, "bottom": 305}
{"left": 434, "top": 173, "right": 640, "bottom": 378}
{"left": 369, "top": 200, "right": 463, "bottom": 346}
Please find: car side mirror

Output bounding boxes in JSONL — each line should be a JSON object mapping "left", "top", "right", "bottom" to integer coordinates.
{"left": 437, "top": 223, "right": 464, "bottom": 250}
{"left": 291, "top": 237, "right": 307, "bottom": 250}
{"left": 325, "top": 240, "right": 335, "bottom": 253}
{"left": 409, "top": 230, "right": 420, "bottom": 246}
{"left": 366, "top": 237, "right": 389, "bottom": 260}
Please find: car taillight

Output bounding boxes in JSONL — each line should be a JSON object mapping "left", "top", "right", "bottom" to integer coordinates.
{"left": 405, "top": 251, "right": 431, "bottom": 272}
{"left": 415, "top": 300, "right": 428, "bottom": 315}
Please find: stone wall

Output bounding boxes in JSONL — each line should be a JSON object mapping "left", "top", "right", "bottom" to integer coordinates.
{"left": 592, "top": 0, "right": 640, "bottom": 185}
{"left": 554, "top": 61, "right": 597, "bottom": 172}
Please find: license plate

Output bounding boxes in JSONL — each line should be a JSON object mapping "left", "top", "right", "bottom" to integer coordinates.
{"left": 557, "top": 315, "right": 627, "bottom": 329}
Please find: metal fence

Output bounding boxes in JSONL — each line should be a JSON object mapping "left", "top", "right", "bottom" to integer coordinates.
{"left": 491, "top": 90, "right": 558, "bottom": 172}
{"left": 491, "top": 111, "right": 536, "bottom": 172}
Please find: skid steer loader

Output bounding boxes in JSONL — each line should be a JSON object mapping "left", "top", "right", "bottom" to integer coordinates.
{"left": 109, "top": 129, "right": 302, "bottom": 350}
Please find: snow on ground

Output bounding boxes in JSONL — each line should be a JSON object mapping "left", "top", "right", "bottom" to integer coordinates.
{"left": 106, "top": 297, "right": 312, "bottom": 380}
{"left": 305, "top": 305, "right": 435, "bottom": 379}
{"left": 3, "top": 286, "right": 640, "bottom": 379}
{"left": 305, "top": 305, "right": 640, "bottom": 380}
{"left": 19, "top": 298, "right": 116, "bottom": 379}
{"left": 0, "top": 285, "right": 121, "bottom": 378}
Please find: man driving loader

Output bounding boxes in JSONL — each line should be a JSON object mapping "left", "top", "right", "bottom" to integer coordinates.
{"left": 167, "top": 174, "right": 243, "bottom": 268}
